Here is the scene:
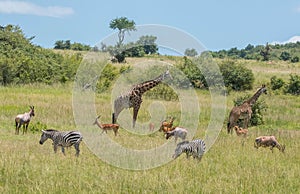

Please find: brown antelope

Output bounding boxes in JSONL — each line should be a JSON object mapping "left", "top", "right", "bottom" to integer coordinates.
{"left": 159, "top": 116, "right": 175, "bottom": 133}
{"left": 15, "top": 106, "right": 35, "bottom": 135}
{"left": 233, "top": 126, "right": 248, "bottom": 137}
{"left": 254, "top": 135, "right": 285, "bottom": 153}
{"left": 93, "top": 116, "right": 119, "bottom": 136}
{"left": 149, "top": 123, "right": 155, "bottom": 131}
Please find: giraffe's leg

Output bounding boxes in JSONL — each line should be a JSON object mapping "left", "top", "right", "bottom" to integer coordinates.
{"left": 133, "top": 105, "right": 141, "bottom": 128}
{"left": 244, "top": 115, "right": 250, "bottom": 129}
{"left": 228, "top": 116, "right": 237, "bottom": 134}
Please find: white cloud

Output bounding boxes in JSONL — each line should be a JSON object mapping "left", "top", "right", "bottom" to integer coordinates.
{"left": 0, "top": 1, "right": 74, "bottom": 18}
{"left": 271, "top": 36, "right": 300, "bottom": 45}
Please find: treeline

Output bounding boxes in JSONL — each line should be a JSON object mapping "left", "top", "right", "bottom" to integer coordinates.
{"left": 54, "top": 40, "right": 96, "bottom": 51}
{"left": 211, "top": 42, "right": 300, "bottom": 62}
{"left": 0, "top": 25, "right": 82, "bottom": 85}
{"left": 103, "top": 35, "right": 159, "bottom": 63}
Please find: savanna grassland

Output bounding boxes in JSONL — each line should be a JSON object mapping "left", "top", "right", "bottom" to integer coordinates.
{"left": 0, "top": 57, "right": 299, "bottom": 194}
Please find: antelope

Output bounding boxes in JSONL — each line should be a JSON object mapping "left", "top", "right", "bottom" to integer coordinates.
{"left": 149, "top": 123, "right": 155, "bottom": 131}
{"left": 159, "top": 116, "right": 175, "bottom": 133}
{"left": 233, "top": 126, "right": 248, "bottom": 137}
{"left": 165, "top": 127, "right": 188, "bottom": 143}
{"left": 93, "top": 116, "right": 119, "bottom": 136}
{"left": 15, "top": 106, "right": 35, "bottom": 135}
{"left": 254, "top": 135, "right": 285, "bottom": 153}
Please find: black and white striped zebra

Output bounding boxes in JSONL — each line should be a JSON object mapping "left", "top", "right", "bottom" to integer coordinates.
{"left": 173, "top": 139, "right": 206, "bottom": 161}
{"left": 39, "top": 129, "right": 83, "bottom": 157}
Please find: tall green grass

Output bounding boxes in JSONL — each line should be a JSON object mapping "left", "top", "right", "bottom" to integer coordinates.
{"left": 0, "top": 70, "right": 299, "bottom": 193}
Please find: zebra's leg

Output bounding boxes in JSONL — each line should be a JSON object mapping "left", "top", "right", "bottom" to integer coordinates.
{"left": 198, "top": 155, "right": 203, "bottom": 161}
{"left": 186, "top": 152, "right": 192, "bottom": 159}
{"left": 61, "top": 146, "right": 66, "bottom": 155}
{"left": 74, "top": 143, "right": 80, "bottom": 157}
{"left": 53, "top": 144, "right": 58, "bottom": 154}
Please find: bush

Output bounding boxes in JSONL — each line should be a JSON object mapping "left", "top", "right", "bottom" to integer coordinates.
{"left": 234, "top": 95, "right": 268, "bottom": 127}
{"left": 30, "top": 121, "right": 47, "bottom": 134}
{"left": 279, "top": 51, "right": 291, "bottom": 61}
{"left": 0, "top": 25, "right": 82, "bottom": 85}
{"left": 291, "top": 56, "right": 299, "bottom": 63}
{"left": 96, "top": 64, "right": 119, "bottom": 92}
{"left": 286, "top": 74, "right": 300, "bottom": 95}
{"left": 270, "top": 76, "right": 285, "bottom": 90}
{"left": 219, "top": 60, "right": 254, "bottom": 91}
{"left": 144, "top": 84, "right": 178, "bottom": 101}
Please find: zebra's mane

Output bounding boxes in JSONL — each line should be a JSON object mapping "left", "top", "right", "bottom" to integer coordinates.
{"left": 44, "top": 129, "right": 58, "bottom": 132}
{"left": 176, "top": 140, "right": 190, "bottom": 146}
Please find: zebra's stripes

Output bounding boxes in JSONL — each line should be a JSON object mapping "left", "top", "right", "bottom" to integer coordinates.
{"left": 173, "top": 139, "right": 206, "bottom": 160}
{"left": 39, "top": 129, "right": 83, "bottom": 157}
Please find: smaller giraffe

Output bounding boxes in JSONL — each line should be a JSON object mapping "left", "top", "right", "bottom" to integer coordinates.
{"left": 227, "top": 85, "right": 267, "bottom": 134}
{"left": 113, "top": 70, "right": 172, "bottom": 128}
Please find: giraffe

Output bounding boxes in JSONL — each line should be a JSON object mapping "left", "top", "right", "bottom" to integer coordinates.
{"left": 112, "top": 70, "right": 172, "bottom": 128}
{"left": 227, "top": 85, "right": 267, "bottom": 134}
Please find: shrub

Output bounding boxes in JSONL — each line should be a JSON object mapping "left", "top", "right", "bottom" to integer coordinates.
{"left": 270, "top": 76, "right": 285, "bottom": 90}
{"left": 96, "top": 64, "right": 119, "bottom": 92}
{"left": 219, "top": 60, "right": 254, "bottom": 91}
{"left": 291, "top": 56, "right": 299, "bottom": 63}
{"left": 279, "top": 51, "right": 291, "bottom": 61}
{"left": 286, "top": 74, "right": 300, "bottom": 95}
{"left": 30, "top": 121, "right": 47, "bottom": 134}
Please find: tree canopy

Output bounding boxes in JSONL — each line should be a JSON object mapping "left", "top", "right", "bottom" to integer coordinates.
{"left": 109, "top": 17, "right": 136, "bottom": 46}
{"left": 0, "top": 24, "right": 82, "bottom": 85}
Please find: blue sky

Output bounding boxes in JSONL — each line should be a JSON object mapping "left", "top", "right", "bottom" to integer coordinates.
{"left": 1, "top": 0, "right": 300, "bottom": 51}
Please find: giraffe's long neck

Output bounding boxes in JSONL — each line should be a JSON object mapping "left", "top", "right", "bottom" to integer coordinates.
{"left": 246, "top": 86, "right": 266, "bottom": 106}
{"left": 133, "top": 71, "right": 169, "bottom": 95}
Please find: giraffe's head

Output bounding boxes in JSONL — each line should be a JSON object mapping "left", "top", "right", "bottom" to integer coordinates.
{"left": 262, "top": 84, "right": 267, "bottom": 94}
{"left": 163, "top": 69, "right": 173, "bottom": 80}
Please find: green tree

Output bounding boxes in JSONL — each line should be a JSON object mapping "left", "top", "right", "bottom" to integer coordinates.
{"left": 279, "top": 51, "right": 291, "bottom": 61}
{"left": 291, "top": 56, "right": 299, "bottom": 63}
{"left": 270, "top": 76, "right": 285, "bottom": 90}
{"left": 0, "top": 24, "right": 82, "bottom": 85}
{"left": 137, "top": 35, "right": 158, "bottom": 54}
{"left": 109, "top": 17, "right": 136, "bottom": 62}
{"left": 219, "top": 60, "right": 254, "bottom": 91}
{"left": 109, "top": 17, "right": 136, "bottom": 46}
{"left": 260, "top": 43, "right": 271, "bottom": 61}
{"left": 184, "top": 48, "right": 198, "bottom": 57}
{"left": 286, "top": 74, "right": 300, "bottom": 95}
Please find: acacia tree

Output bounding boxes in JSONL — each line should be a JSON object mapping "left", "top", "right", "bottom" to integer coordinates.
{"left": 109, "top": 17, "right": 136, "bottom": 46}
{"left": 109, "top": 17, "right": 136, "bottom": 62}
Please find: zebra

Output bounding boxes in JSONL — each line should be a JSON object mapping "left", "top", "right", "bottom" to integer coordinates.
{"left": 173, "top": 139, "right": 206, "bottom": 161}
{"left": 39, "top": 129, "right": 83, "bottom": 157}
